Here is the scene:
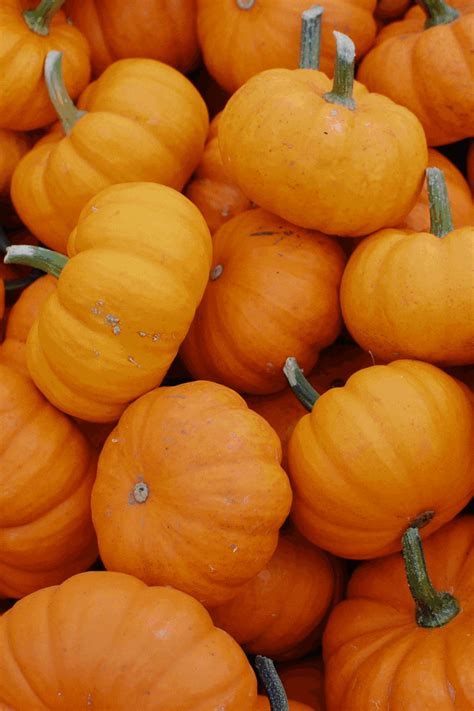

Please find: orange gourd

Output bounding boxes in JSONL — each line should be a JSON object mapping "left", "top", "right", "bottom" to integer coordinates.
{"left": 286, "top": 358, "right": 474, "bottom": 559}
{"left": 181, "top": 208, "right": 346, "bottom": 395}
{"left": 0, "top": 0, "right": 90, "bottom": 130}
{"left": 0, "top": 129, "right": 30, "bottom": 200}
{"left": 277, "top": 657, "right": 326, "bottom": 711}
{"left": 91, "top": 380, "right": 292, "bottom": 608}
{"left": 65, "top": 0, "right": 199, "bottom": 77}
{"left": 0, "top": 362, "right": 98, "bottom": 598}
{"left": 323, "top": 516, "right": 474, "bottom": 709}
{"left": 0, "top": 571, "right": 258, "bottom": 709}
{"left": 11, "top": 52, "right": 209, "bottom": 253}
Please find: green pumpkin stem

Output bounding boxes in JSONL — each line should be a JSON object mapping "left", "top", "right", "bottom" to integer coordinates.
{"left": 23, "top": 0, "right": 66, "bottom": 36}
{"left": 44, "top": 51, "right": 86, "bottom": 135}
{"left": 427, "top": 168, "right": 454, "bottom": 237}
{"left": 255, "top": 656, "right": 289, "bottom": 711}
{"left": 4, "top": 245, "right": 68, "bottom": 279}
{"left": 415, "top": 0, "right": 459, "bottom": 28}
{"left": 323, "top": 32, "right": 356, "bottom": 110}
{"left": 283, "top": 357, "right": 320, "bottom": 412}
{"left": 402, "top": 527, "right": 460, "bottom": 628}
{"left": 299, "top": 6, "right": 324, "bottom": 70}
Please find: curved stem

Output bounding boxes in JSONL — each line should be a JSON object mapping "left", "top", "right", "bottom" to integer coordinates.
{"left": 283, "top": 357, "right": 319, "bottom": 412}
{"left": 415, "top": 0, "right": 459, "bottom": 27}
{"left": 427, "top": 168, "right": 454, "bottom": 237}
{"left": 323, "top": 32, "right": 356, "bottom": 110}
{"left": 255, "top": 656, "right": 289, "bottom": 711}
{"left": 402, "top": 527, "right": 460, "bottom": 628}
{"left": 4, "top": 270, "right": 43, "bottom": 292}
{"left": 236, "top": 0, "right": 255, "bottom": 8}
{"left": 299, "top": 6, "right": 323, "bottom": 70}
{"left": 4, "top": 245, "right": 67, "bottom": 279}
{"left": 44, "top": 51, "right": 86, "bottom": 135}
{"left": 23, "top": 0, "right": 66, "bottom": 36}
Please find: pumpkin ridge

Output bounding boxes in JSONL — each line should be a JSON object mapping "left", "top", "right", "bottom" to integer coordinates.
{"left": 3, "top": 612, "right": 51, "bottom": 709}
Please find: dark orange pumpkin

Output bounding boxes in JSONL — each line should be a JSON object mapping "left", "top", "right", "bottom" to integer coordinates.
{"left": 256, "top": 697, "right": 316, "bottom": 711}
{"left": 277, "top": 657, "right": 326, "bottom": 711}
{"left": 0, "top": 129, "right": 30, "bottom": 200}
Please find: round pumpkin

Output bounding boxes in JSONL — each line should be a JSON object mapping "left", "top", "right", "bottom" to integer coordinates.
{"left": 287, "top": 359, "right": 474, "bottom": 559}
{"left": 374, "top": 0, "right": 411, "bottom": 20}
{"left": 277, "top": 657, "right": 326, "bottom": 711}
{"left": 323, "top": 516, "right": 474, "bottom": 709}
{"left": 180, "top": 208, "right": 346, "bottom": 395}
{"left": 0, "top": 362, "right": 98, "bottom": 598}
{"left": 0, "top": 570, "right": 258, "bottom": 709}
{"left": 91, "top": 379, "right": 292, "bottom": 608}
{"left": 0, "top": 129, "right": 30, "bottom": 200}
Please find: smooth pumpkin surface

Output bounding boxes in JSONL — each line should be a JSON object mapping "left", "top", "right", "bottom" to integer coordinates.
{"left": 11, "top": 57, "right": 209, "bottom": 253}
{"left": 0, "top": 362, "right": 98, "bottom": 598}
{"left": 22, "top": 183, "right": 212, "bottom": 422}
{"left": 288, "top": 360, "right": 474, "bottom": 559}
{"left": 0, "top": 129, "right": 30, "bottom": 199}
{"left": 181, "top": 208, "right": 346, "bottom": 394}
{"left": 197, "top": 0, "right": 377, "bottom": 94}
{"left": 0, "top": 571, "right": 258, "bottom": 710}
{"left": 277, "top": 657, "right": 326, "bottom": 710}
{"left": 323, "top": 515, "right": 474, "bottom": 710}
{"left": 92, "top": 380, "right": 292, "bottom": 607}
{"left": 65, "top": 0, "right": 199, "bottom": 77}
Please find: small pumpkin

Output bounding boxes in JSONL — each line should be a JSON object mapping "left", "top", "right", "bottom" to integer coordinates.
{"left": 0, "top": 571, "right": 258, "bottom": 709}
{"left": 277, "top": 657, "right": 326, "bottom": 711}
{"left": 374, "top": 0, "right": 411, "bottom": 20}
{"left": 0, "top": 129, "right": 30, "bottom": 200}
{"left": 91, "top": 379, "right": 292, "bottom": 608}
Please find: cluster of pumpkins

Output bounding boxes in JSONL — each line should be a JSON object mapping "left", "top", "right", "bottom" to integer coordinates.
{"left": 0, "top": 0, "right": 473, "bottom": 709}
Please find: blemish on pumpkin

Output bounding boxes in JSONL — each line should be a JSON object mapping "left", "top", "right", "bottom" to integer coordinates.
{"left": 209, "top": 565, "right": 217, "bottom": 572}
{"left": 229, "top": 544, "right": 239, "bottom": 553}
{"left": 138, "top": 331, "right": 148, "bottom": 337}
{"left": 129, "top": 481, "right": 149, "bottom": 505}
{"left": 86, "top": 692, "right": 93, "bottom": 707}
{"left": 210, "top": 264, "right": 224, "bottom": 281}
{"left": 152, "top": 333, "right": 161, "bottom": 342}
{"left": 153, "top": 628, "right": 169, "bottom": 639}
{"left": 111, "top": 438, "right": 119, "bottom": 444}
{"left": 93, "top": 350, "right": 100, "bottom": 358}
{"left": 90, "top": 205, "right": 98, "bottom": 212}
{"left": 266, "top": 362, "right": 275, "bottom": 373}
{"left": 127, "top": 355, "right": 140, "bottom": 367}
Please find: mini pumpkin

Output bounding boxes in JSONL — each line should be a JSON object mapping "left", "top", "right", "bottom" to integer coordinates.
{"left": 277, "top": 657, "right": 326, "bottom": 710}
{"left": 0, "top": 129, "right": 30, "bottom": 200}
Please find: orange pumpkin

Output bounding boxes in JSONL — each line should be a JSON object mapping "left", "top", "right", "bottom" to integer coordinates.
{"left": 256, "top": 697, "right": 316, "bottom": 711}
{"left": 5, "top": 182, "right": 212, "bottom": 422}
{"left": 0, "top": 571, "right": 258, "bottom": 709}
{"left": 286, "top": 358, "right": 474, "bottom": 559}
{"left": 11, "top": 52, "right": 209, "bottom": 253}
{"left": 277, "top": 657, "right": 326, "bottom": 711}
{"left": 197, "top": 0, "right": 377, "bottom": 94}
{"left": 0, "top": 129, "right": 30, "bottom": 200}
{"left": 91, "top": 380, "right": 292, "bottom": 608}
{"left": 341, "top": 168, "right": 474, "bottom": 365}
{"left": 0, "top": 0, "right": 90, "bottom": 130}
{"left": 358, "top": 0, "right": 474, "bottom": 146}
{"left": 375, "top": 0, "right": 411, "bottom": 20}
{"left": 181, "top": 208, "right": 346, "bottom": 395}
{"left": 323, "top": 516, "right": 474, "bottom": 709}
{"left": 0, "top": 362, "right": 98, "bottom": 598}
{"left": 219, "top": 32, "right": 427, "bottom": 237}
{"left": 65, "top": 0, "right": 199, "bottom": 77}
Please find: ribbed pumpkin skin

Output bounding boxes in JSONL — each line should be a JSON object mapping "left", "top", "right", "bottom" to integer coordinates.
{"left": 25, "top": 183, "right": 212, "bottom": 422}
{"left": 11, "top": 59, "right": 209, "bottom": 253}
{"left": 288, "top": 360, "right": 474, "bottom": 559}
{"left": 0, "top": 363, "right": 98, "bottom": 599}
{"left": 0, "top": 571, "right": 258, "bottom": 710}
{"left": 92, "top": 380, "right": 292, "bottom": 608}
{"left": 0, "top": 129, "right": 30, "bottom": 198}
{"left": 218, "top": 69, "right": 427, "bottom": 236}
{"left": 65, "top": 0, "right": 199, "bottom": 76}
{"left": 6, "top": 274, "right": 56, "bottom": 343}
{"left": 357, "top": 3, "right": 474, "bottom": 146}
{"left": 277, "top": 657, "right": 326, "bottom": 711}
{"left": 0, "top": 0, "right": 90, "bottom": 130}
{"left": 323, "top": 516, "right": 474, "bottom": 710}
{"left": 181, "top": 208, "right": 346, "bottom": 394}
{"left": 197, "top": 0, "right": 376, "bottom": 94}
{"left": 340, "top": 225, "right": 474, "bottom": 365}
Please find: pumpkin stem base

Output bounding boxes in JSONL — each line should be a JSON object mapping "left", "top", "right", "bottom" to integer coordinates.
{"left": 23, "top": 0, "right": 66, "bottom": 36}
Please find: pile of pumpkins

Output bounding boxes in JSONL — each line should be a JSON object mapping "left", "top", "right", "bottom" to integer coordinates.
{"left": 0, "top": 0, "right": 473, "bottom": 709}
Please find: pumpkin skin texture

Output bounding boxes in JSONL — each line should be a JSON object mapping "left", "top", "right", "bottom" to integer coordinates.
{"left": 323, "top": 515, "right": 474, "bottom": 710}
{"left": 65, "top": 0, "right": 199, "bottom": 77}
{"left": 180, "top": 208, "right": 346, "bottom": 395}
{"left": 0, "top": 129, "right": 30, "bottom": 199}
{"left": 196, "top": 0, "right": 377, "bottom": 95}
{"left": 218, "top": 66, "right": 427, "bottom": 237}
{"left": 277, "top": 657, "right": 326, "bottom": 711}
{"left": 91, "top": 380, "right": 292, "bottom": 608}
{"left": 288, "top": 360, "right": 474, "bottom": 559}
{"left": 11, "top": 58, "right": 209, "bottom": 253}
{"left": 357, "top": 2, "right": 474, "bottom": 146}
{"left": 0, "top": 362, "right": 98, "bottom": 599}
{"left": 0, "top": 571, "right": 258, "bottom": 710}
{"left": 0, "top": 0, "right": 90, "bottom": 131}
{"left": 22, "top": 183, "right": 212, "bottom": 422}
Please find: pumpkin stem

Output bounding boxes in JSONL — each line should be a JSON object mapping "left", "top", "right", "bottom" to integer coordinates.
{"left": 323, "top": 32, "right": 356, "bottom": 110}
{"left": 255, "top": 656, "right": 289, "bottom": 711}
{"left": 299, "top": 6, "right": 324, "bottom": 70}
{"left": 44, "top": 51, "right": 86, "bottom": 135}
{"left": 4, "top": 245, "right": 67, "bottom": 279}
{"left": 415, "top": 0, "right": 459, "bottom": 28}
{"left": 283, "top": 357, "right": 319, "bottom": 412}
{"left": 427, "top": 168, "right": 454, "bottom": 238}
{"left": 236, "top": 0, "right": 256, "bottom": 8}
{"left": 402, "top": 527, "right": 460, "bottom": 628}
{"left": 23, "top": 0, "right": 66, "bottom": 36}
